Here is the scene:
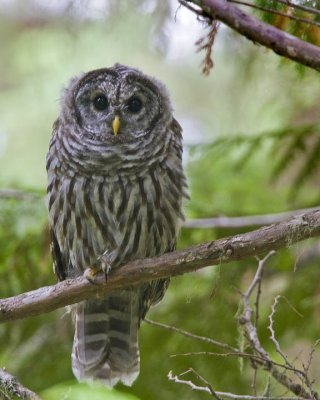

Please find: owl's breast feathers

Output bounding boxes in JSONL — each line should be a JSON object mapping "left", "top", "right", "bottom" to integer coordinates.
{"left": 47, "top": 66, "right": 189, "bottom": 387}
{"left": 47, "top": 119, "right": 188, "bottom": 279}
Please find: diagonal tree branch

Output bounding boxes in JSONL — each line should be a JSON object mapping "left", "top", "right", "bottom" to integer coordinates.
{"left": 0, "top": 368, "right": 40, "bottom": 400}
{"left": 181, "top": 0, "right": 320, "bottom": 71}
{"left": 1, "top": 209, "right": 320, "bottom": 324}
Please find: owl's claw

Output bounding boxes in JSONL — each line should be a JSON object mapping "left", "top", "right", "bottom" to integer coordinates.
{"left": 84, "top": 266, "right": 101, "bottom": 285}
{"left": 84, "top": 254, "right": 112, "bottom": 284}
{"left": 101, "top": 258, "right": 112, "bottom": 277}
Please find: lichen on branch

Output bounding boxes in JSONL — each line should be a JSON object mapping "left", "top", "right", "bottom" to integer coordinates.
{"left": 0, "top": 209, "right": 320, "bottom": 324}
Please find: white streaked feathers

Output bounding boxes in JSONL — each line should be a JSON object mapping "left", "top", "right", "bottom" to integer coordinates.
{"left": 47, "top": 65, "right": 188, "bottom": 387}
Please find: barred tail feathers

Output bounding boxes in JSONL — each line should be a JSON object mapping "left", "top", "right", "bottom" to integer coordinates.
{"left": 72, "top": 291, "right": 140, "bottom": 387}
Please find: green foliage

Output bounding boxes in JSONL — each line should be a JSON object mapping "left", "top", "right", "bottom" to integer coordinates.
{"left": 41, "top": 381, "right": 139, "bottom": 400}
{"left": 0, "top": 196, "right": 49, "bottom": 296}
{"left": 254, "top": 0, "right": 320, "bottom": 46}
{"left": 195, "top": 123, "right": 320, "bottom": 202}
{"left": 1, "top": 1, "right": 320, "bottom": 398}
{"left": 0, "top": 196, "right": 74, "bottom": 392}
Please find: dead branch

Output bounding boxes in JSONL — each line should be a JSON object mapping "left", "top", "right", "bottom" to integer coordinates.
{"left": 0, "top": 189, "right": 42, "bottom": 201}
{"left": 168, "top": 369, "right": 214, "bottom": 395}
{"left": 268, "top": 295, "right": 291, "bottom": 365}
{"left": 184, "top": 207, "right": 319, "bottom": 229}
{"left": 0, "top": 368, "right": 41, "bottom": 400}
{"left": 168, "top": 369, "right": 306, "bottom": 399}
{"left": 239, "top": 252, "right": 317, "bottom": 398}
{"left": 167, "top": 251, "right": 318, "bottom": 398}
{"left": 1, "top": 209, "right": 320, "bottom": 324}
{"left": 148, "top": 320, "right": 305, "bottom": 374}
{"left": 180, "top": 0, "right": 320, "bottom": 71}
{"left": 145, "top": 318, "right": 238, "bottom": 351}
{"left": 196, "top": 20, "right": 220, "bottom": 75}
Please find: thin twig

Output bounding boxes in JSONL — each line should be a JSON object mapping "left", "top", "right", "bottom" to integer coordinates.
{"left": 168, "top": 370, "right": 213, "bottom": 395}
{"left": 184, "top": 207, "right": 320, "bottom": 229}
{"left": 241, "top": 252, "right": 274, "bottom": 356}
{"left": 303, "top": 340, "right": 320, "bottom": 397}
{"left": 178, "top": 0, "right": 210, "bottom": 18}
{"left": 0, "top": 189, "right": 42, "bottom": 201}
{"left": 252, "top": 256, "right": 264, "bottom": 396}
{"left": 196, "top": 20, "right": 220, "bottom": 74}
{"left": 304, "top": 339, "right": 320, "bottom": 379}
{"left": 145, "top": 318, "right": 238, "bottom": 351}
{"left": 170, "top": 350, "right": 243, "bottom": 358}
{"left": 253, "top": 256, "right": 263, "bottom": 328}
{"left": 169, "top": 351, "right": 309, "bottom": 374}
{"left": 273, "top": 0, "right": 320, "bottom": 17}
{"left": 227, "top": 0, "right": 320, "bottom": 28}
{"left": 268, "top": 295, "right": 292, "bottom": 365}
{"left": 168, "top": 369, "right": 306, "bottom": 399}
{"left": 167, "top": 250, "right": 318, "bottom": 398}
{"left": 267, "top": 295, "right": 316, "bottom": 393}
{"left": 245, "top": 252, "right": 275, "bottom": 299}
{"left": 187, "top": 368, "right": 223, "bottom": 399}
{"left": 240, "top": 252, "right": 313, "bottom": 398}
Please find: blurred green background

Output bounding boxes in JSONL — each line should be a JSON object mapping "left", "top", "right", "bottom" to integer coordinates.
{"left": 1, "top": 1, "right": 320, "bottom": 399}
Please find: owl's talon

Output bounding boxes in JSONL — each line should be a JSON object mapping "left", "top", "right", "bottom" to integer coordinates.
{"left": 84, "top": 255, "right": 112, "bottom": 284}
{"left": 101, "top": 259, "right": 112, "bottom": 279}
{"left": 84, "top": 267, "right": 101, "bottom": 285}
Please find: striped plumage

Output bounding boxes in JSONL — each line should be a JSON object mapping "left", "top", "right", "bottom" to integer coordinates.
{"left": 46, "top": 64, "right": 188, "bottom": 387}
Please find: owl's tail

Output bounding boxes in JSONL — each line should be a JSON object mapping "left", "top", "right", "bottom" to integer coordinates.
{"left": 71, "top": 290, "right": 140, "bottom": 387}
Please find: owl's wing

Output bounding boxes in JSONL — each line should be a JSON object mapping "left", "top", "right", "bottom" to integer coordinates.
{"left": 50, "top": 228, "right": 67, "bottom": 281}
{"left": 139, "top": 244, "right": 175, "bottom": 323}
{"left": 171, "top": 117, "right": 183, "bottom": 140}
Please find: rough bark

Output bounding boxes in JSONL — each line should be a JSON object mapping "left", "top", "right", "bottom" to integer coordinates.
{"left": 1, "top": 209, "right": 320, "bottom": 324}
{"left": 0, "top": 368, "right": 40, "bottom": 400}
{"left": 184, "top": 0, "right": 320, "bottom": 71}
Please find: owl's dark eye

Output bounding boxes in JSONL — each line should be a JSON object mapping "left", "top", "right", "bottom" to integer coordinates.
{"left": 127, "top": 96, "right": 143, "bottom": 113}
{"left": 93, "top": 94, "right": 108, "bottom": 111}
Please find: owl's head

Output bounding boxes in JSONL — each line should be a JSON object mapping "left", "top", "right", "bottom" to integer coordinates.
{"left": 62, "top": 64, "right": 173, "bottom": 144}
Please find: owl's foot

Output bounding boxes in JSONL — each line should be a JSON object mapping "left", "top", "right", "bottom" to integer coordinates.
{"left": 100, "top": 257, "right": 112, "bottom": 277}
{"left": 84, "top": 266, "right": 101, "bottom": 285}
{"left": 84, "top": 254, "right": 112, "bottom": 284}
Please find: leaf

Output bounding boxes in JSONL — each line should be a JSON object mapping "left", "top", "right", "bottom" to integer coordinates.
{"left": 291, "top": 133, "right": 320, "bottom": 194}
{"left": 271, "top": 133, "right": 306, "bottom": 180}
{"left": 191, "top": 123, "right": 320, "bottom": 198}
{"left": 254, "top": 0, "right": 320, "bottom": 46}
{"left": 234, "top": 139, "right": 262, "bottom": 170}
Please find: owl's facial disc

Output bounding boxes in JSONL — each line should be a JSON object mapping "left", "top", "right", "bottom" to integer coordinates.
{"left": 74, "top": 74, "right": 117, "bottom": 138}
{"left": 73, "top": 69, "right": 163, "bottom": 142}
{"left": 114, "top": 81, "right": 161, "bottom": 140}
{"left": 108, "top": 93, "right": 148, "bottom": 137}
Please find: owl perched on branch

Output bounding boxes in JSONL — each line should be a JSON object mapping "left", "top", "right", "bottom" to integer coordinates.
{"left": 46, "top": 64, "right": 188, "bottom": 387}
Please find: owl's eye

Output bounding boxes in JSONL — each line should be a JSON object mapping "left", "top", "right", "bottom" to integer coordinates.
{"left": 127, "top": 96, "right": 143, "bottom": 113}
{"left": 93, "top": 94, "right": 109, "bottom": 111}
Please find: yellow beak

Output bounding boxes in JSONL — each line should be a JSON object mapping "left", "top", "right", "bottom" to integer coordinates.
{"left": 112, "top": 116, "right": 120, "bottom": 136}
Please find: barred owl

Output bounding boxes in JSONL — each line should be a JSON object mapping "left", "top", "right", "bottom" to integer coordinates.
{"left": 46, "top": 64, "right": 188, "bottom": 387}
